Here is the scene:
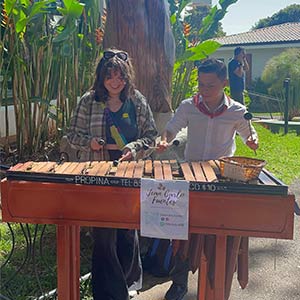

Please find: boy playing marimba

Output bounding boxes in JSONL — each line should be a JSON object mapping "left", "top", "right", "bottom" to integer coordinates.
{"left": 158, "top": 58, "right": 258, "bottom": 300}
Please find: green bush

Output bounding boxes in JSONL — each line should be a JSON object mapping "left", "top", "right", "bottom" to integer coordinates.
{"left": 261, "top": 48, "right": 300, "bottom": 118}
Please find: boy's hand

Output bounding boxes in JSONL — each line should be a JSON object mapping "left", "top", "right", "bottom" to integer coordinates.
{"left": 246, "top": 137, "right": 259, "bottom": 150}
{"left": 121, "top": 148, "right": 133, "bottom": 161}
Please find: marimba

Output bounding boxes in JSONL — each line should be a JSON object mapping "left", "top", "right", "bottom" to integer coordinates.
{"left": 1, "top": 160, "right": 295, "bottom": 300}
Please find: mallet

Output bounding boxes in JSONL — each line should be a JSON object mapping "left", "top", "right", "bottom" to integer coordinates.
{"left": 143, "top": 139, "right": 180, "bottom": 151}
{"left": 244, "top": 112, "right": 257, "bottom": 155}
{"left": 113, "top": 156, "right": 126, "bottom": 167}
{"left": 96, "top": 138, "right": 105, "bottom": 146}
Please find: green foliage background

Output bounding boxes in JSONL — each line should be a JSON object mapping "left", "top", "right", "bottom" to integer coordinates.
{"left": 235, "top": 124, "right": 300, "bottom": 184}
{"left": 252, "top": 4, "right": 300, "bottom": 29}
{"left": 261, "top": 48, "right": 300, "bottom": 118}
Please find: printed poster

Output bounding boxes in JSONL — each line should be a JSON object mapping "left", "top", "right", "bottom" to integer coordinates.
{"left": 140, "top": 178, "right": 189, "bottom": 240}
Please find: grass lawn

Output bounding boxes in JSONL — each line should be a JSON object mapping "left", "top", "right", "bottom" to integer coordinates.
{"left": 235, "top": 123, "right": 300, "bottom": 185}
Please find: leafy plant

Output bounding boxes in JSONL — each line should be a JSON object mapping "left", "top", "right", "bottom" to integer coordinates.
{"left": 0, "top": 0, "right": 105, "bottom": 158}
{"left": 261, "top": 48, "right": 300, "bottom": 120}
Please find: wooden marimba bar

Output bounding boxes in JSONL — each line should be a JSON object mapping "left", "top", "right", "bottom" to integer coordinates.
{"left": 1, "top": 160, "right": 295, "bottom": 300}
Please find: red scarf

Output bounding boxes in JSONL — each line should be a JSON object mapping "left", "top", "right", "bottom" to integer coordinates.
{"left": 193, "top": 93, "right": 228, "bottom": 118}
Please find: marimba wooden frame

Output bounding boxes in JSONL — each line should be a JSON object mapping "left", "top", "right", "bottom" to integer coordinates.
{"left": 1, "top": 178, "right": 294, "bottom": 300}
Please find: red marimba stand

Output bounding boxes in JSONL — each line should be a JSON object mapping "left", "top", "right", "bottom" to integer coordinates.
{"left": 1, "top": 160, "right": 295, "bottom": 300}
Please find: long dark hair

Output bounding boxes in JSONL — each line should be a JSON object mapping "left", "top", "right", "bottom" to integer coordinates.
{"left": 92, "top": 49, "right": 135, "bottom": 103}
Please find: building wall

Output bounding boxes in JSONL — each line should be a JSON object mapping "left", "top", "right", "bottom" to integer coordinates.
{"left": 0, "top": 105, "right": 16, "bottom": 138}
{"left": 0, "top": 100, "right": 59, "bottom": 141}
{"left": 192, "top": 0, "right": 212, "bottom": 6}
{"left": 210, "top": 43, "right": 300, "bottom": 82}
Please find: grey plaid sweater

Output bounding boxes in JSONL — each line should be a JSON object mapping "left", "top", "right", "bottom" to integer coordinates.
{"left": 67, "top": 89, "right": 158, "bottom": 161}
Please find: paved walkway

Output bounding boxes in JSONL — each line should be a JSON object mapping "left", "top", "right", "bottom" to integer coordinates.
{"left": 137, "top": 180, "right": 300, "bottom": 300}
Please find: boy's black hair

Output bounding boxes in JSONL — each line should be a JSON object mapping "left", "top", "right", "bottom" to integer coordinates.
{"left": 197, "top": 58, "right": 227, "bottom": 81}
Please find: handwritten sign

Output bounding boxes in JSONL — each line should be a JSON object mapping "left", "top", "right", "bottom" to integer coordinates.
{"left": 140, "top": 178, "right": 189, "bottom": 240}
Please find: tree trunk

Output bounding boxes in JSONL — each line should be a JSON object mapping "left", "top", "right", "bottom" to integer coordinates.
{"left": 104, "top": 0, "right": 175, "bottom": 113}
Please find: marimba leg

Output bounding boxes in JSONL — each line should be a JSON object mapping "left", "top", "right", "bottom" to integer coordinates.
{"left": 198, "top": 235, "right": 246, "bottom": 300}
{"left": 205, "top": 276, "right": 215, "bottom": 300}
{"left": 191, "top": 234, "right": 204, "bottom": 273}
{"left": 197, "top": 235, "right": 220, "bottom": 300}
{"left": 214, "top": 235, "right": 227, "bottom": 300}
{"left": 57, "top": 225, "right": 80, "bottom": 300}
{"left": 225, "top": 236, "right": 241, "bottom": 300}
{"left": 237, "top": 237, "right": 249, "bottom": 289}
{"left": 204, "top": 235, "right": 216, "bottom": 289}
{"left": 198, "top": 245, "right": 209, "bottom": 300}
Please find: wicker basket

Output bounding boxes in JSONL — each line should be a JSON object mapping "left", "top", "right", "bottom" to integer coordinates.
{"left": 219, "top": 156, "right": 266, "bottom": 182}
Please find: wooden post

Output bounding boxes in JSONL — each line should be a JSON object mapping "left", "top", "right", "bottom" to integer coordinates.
{"left": 283, "top": 78, "right": 290, "bottom": 135}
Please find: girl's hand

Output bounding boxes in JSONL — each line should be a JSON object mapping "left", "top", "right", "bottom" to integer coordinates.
{"left": 156, "top": 140, "right": 169, "bottom": 153}
{"left": 90, "top": 138, "right": 103, "bottom": 151}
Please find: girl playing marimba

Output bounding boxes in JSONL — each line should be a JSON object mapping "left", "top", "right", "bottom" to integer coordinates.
{"left": 67, "top": 48, "right": 158, "bottom": 300}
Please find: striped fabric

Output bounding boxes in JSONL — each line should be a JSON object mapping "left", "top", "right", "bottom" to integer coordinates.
{"left": 67, "top": 89, "right": 158, "bottom": 162}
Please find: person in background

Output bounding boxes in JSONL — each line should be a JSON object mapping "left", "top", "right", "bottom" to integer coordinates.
{"left": 67, "top": 48, "right": 158, "bottom": 300}
{"left": 228, "top": 46, "right": 249, "bottom": 104}
{"left": 158, "top": 58, "right": 258, "bottom": 300}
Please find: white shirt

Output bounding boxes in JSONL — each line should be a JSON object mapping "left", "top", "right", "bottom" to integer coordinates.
{"left": 165, "top": 95, "right": 257, "bottom": 161}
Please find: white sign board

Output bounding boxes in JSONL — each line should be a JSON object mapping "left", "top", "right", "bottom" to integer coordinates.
{"left": 140, "top": 178, "right": 189, "bottom": 240}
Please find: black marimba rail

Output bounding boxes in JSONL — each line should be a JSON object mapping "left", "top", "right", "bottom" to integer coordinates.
{"left": 6, "top": 170, "right": 288, "bottom": 196}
